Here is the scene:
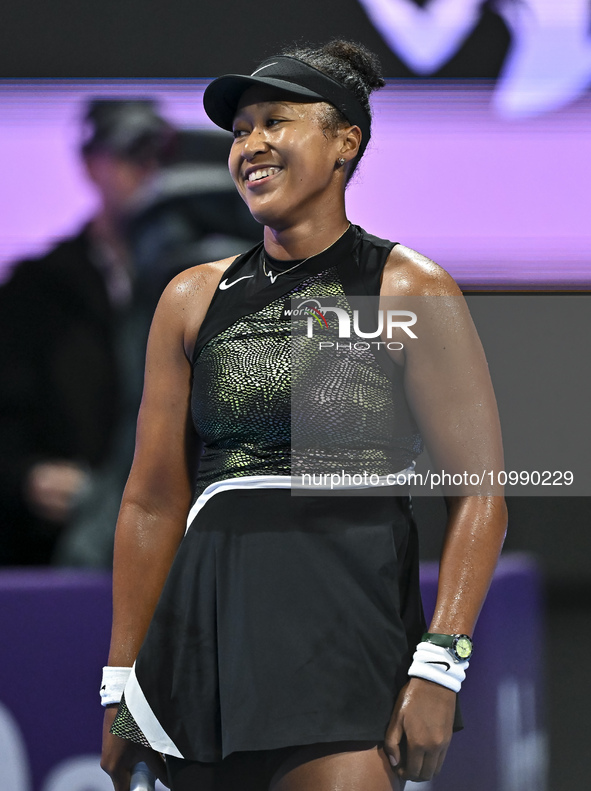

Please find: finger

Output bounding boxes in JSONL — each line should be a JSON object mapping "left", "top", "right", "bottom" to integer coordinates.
{"left": 143, "top": 750, "right": 170, "bottom": 787}
{"left": 434, "top": 741, "right": 450, "bottom": 776}
{"left": 417, "top": 749, "right": 439, "bottom": 782}
{"left": 401, "top": 742, "right": 424, "bottom": 782}
{"left": 384, "top": 719, "right": 404, "bottom": 769}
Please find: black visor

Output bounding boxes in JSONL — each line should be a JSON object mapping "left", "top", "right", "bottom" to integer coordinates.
{"left": 203, "top": 56, "right": 371, "bottom": 158}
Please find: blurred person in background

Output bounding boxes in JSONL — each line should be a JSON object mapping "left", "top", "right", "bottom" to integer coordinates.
{"left": 0, "top": 99, "right": 175, "bottom": 566}
{"left": 0, "top": 97, "right": 263, "bottom": 568}
{"left": 52, "top": 119, "right": 262, "bottom": 569}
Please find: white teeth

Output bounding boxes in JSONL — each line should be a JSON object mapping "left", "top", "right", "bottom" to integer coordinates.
{"left": 247, "top": 167, "right": 280, "bottom": 182}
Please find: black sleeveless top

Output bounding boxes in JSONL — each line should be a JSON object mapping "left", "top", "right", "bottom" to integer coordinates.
{"left": 190, "top": 224, "right": 423, "bottom": 499}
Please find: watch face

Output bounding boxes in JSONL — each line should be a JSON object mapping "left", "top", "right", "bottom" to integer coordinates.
{"left": 454, "top": 635, "right": 473, "bottom": 660}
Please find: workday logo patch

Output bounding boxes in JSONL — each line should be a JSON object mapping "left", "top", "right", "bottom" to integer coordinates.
{"left": 282, "top": 298, "right": 331, "bottom": 327}
{"left": 285, "top": 297, "right": 418, "bottom": 351}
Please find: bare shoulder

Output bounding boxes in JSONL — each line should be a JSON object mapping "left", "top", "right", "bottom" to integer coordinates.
{"left": 159, "top": 255, "right": 238, "bottom": 312}
{"left": 381, "top": 244, "right": 463, "bottom": 297}
{"left": 151, "top": 255, "right": 239, "bottom": 358}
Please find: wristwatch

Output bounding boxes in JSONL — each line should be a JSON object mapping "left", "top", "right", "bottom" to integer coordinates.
{"left": 421, "top": 632, "right": 473, "bottom": 663}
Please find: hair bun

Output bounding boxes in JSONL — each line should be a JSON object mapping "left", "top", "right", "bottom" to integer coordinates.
{"left": 320, "top": 40, "right": 386, "bottom": 92}
{"left": 282, "top": 39, "right": 385, "bottom": 117}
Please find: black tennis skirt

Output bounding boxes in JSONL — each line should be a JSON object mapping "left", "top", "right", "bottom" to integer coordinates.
{"left": 111, "top": 484, "right": 428, "bottom": 761}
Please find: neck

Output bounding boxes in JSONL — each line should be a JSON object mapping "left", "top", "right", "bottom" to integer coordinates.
{"left": 263, "top": 209, "right": 350, "bottom": 261}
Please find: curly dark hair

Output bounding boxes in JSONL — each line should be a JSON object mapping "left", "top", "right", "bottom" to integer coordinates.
{"left": 282, "top": 40, "right": 385, "bottom": 178}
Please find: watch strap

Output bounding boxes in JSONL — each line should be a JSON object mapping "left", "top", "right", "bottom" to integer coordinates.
{"left": 421, "top": 632, "right": 454, "bottom": 648}
{"left": 421, "top": 632, "right": 473, "bottom": 662}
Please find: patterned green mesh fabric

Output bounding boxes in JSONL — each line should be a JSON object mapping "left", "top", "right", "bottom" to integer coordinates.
{"left": 191, "top": 266, "right": 422, "bottom": 498}
{"left": 110, "top": 693, "right": 151, "bottom": 748}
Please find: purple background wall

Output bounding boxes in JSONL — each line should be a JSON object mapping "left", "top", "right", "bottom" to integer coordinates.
{"left": 0, "top": 556, "right": 544, "bottom": 791}
{"left": 1, "top": 81, "right": 589, "bottom": 289}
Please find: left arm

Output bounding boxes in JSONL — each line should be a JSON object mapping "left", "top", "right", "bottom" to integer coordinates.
{"left": 380, "top": 245, "right": 507, "bottom": 782}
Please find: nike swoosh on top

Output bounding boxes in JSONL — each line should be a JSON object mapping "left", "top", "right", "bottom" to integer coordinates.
{"left": 426, "top": 660, "right": 451, "bottom": 671}
{"left": 251, "top": 62, "right": 278, "bottom": 76}
{"left": 219, "top": 275, "right": 255, "bottom": 290}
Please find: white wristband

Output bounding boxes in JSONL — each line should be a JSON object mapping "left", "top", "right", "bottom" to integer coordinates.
{"left": 408, "top": 642, "right": 469, "bottom": 693}
{"left": 100, "top": 666, "right": 132, "bottom": 706}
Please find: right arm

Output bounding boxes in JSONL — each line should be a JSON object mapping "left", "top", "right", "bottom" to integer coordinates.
{"left": 101, "top": 260, "right": 232, "bottom": 789}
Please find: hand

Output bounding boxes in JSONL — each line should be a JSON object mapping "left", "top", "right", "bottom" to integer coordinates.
{"left": 384, "top": 677, "right": 456, "bottom": 783}
{"left": 25, "top": 461, "right": 89, "bottom": 522}
{"left": 101, "top": 705, "right": 169, "bottom": 790}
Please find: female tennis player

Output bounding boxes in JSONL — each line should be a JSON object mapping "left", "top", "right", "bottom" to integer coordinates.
{"left": 100, "top": 40, "right": 507, "bottom": 791}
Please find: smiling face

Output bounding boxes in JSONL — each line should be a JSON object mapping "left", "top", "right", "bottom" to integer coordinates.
{"left": 229, "top": 85, "right": 358, "bottom": 230}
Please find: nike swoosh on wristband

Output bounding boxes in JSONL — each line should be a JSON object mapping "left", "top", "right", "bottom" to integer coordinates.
{"left": 426, "top": 660, "right": 451, "bottom": 671}
{"left": 219, "top": 275, "right": 255, "bottom": 290}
